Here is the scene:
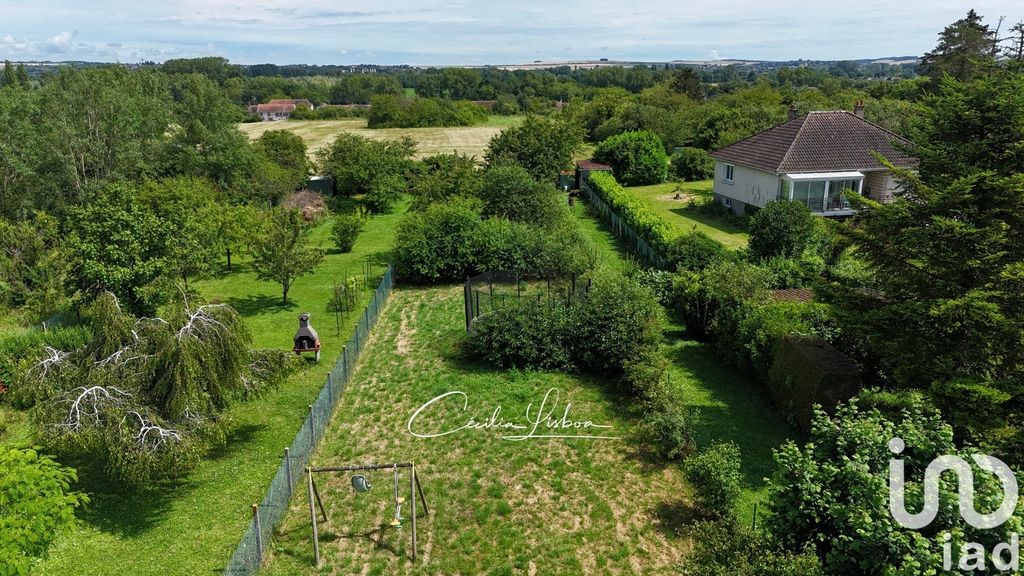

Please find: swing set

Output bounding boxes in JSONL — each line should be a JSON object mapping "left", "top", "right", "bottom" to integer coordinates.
{"left": 305, "top": 462, "right": 429, "bottom": 566}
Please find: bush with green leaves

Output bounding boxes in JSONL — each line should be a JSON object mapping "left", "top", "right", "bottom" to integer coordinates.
{"left": 666, "top": 231, "right": 730, "bottom": 272}
{"left": 478, "top": 163, "right": 565, "bottom": 227}
{"left": 315, "top": 132, "right": 414, "bottom": 212}
{"left": 670, "top": 146, "right": 715, "bottom": 181}
{"left": 671, "top": 259, "right": 771, "bottom": 340}
{"left": 730, "top": 301, "right": 837, "bottom": 382}
{"left": 588, "top": 171, "right": 678, "bottom": 255}
{"left": 685, "top": 442, "right": 742, "bottom": 519}
{"left": 2, "top": 327, "right": 91, "bottom": 409}
{"left": 485, "top": 115, "right": 585, "bottom": 183}
{"left": 393, "top": 197, "right": 486, "bottom": 283}
{"left": 641, "top": 401, "right": 697, "bottom": 461}
{"left": 468, "top": 270, "right": 663, "bottom": 375}
{"left": 748, "top": 200, "right": 816, "bottom": 261}
{"left": 679, "top": 520, "right": 824, "bottom": 576}
{"left": 332, "top": 213, "right": 365, "bottom": 253}
{"left": 766, "top": 398, "right": 1024, "bottom": 574}
{"left": 411, "top": 153, "right": 483, "bottom": 209}
{"left": 0, "top": 447, "right": 88, "bottom": 575}
{"left": 251, "top": 208, "right": 325, "bottom": 304}
{"left": 0, "top": 212, "right": 68, "bottom": 322}
{"left": 593, "top": 130, "right": 669, "bottom": 186}
{"left": 368, "top": 95, "right": 487, "bottom": 128}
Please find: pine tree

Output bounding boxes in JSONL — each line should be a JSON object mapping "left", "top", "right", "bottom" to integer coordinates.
{"left": 920, "top": 10, "right": 997, "bottom": 84}
{"left": 2, "top": 60, "right": 16, "bottom": 88}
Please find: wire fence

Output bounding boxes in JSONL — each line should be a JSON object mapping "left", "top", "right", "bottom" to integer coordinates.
{"left": 223, "top": 264, "right": 395, "bottom": 576}
{"left": 580, "top": 181, "right": 667, "bottom": 269}
{"left": 463, "top": 270, "right": 591, "bottom": 332}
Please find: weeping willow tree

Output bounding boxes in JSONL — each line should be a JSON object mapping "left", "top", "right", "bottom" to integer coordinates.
{"left": 20, "top": 291, "right": 269, "bottom": 487}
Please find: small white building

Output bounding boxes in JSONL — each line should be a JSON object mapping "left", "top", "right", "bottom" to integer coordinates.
{"left": 709, "top": 104, "right": 917, "bottom": 216}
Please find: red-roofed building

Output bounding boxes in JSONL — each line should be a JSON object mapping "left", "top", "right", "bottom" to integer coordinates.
{"left": 709, "top": 102, "right": 917, "bottom": 216}
{"left": 574, "top": 159, "right": 612, "bottom": 189}
{"left": 253, "top": 99, "right": 314, "bottom": 121}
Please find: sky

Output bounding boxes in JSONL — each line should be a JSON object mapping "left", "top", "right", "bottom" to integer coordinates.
{"left": 1, "top": 0, "right": 1021, "bottom": 66}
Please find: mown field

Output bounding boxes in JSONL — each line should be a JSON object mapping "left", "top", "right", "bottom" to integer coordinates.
{"left": 261, "top": 202, "right": 791, "bottom": 575}
{"left": 626, "top": 181, "right": 749, "bottom": 249}
{"left": 238, "top": 117, "right": 523, "bottom": 160}
{"left": 30, "top": 198, "right": 410, "bottom": 576}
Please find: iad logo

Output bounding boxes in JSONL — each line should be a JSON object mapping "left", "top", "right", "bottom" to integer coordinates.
{"left": 888, "top": 437, "right": 1020, "bottom": 571}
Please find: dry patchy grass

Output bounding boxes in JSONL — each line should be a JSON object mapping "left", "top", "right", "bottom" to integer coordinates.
{"left": 238, "top": 117, "right": 523, "bottom": 161}
{"left": 262, "top": 286, "right": 692, "bottom": 576}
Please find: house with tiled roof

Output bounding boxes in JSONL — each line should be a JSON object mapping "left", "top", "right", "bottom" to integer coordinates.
{"left": 709, "top": 102, "right": 917, "bottom": 216}
{"left": 251, "top": 99, "right": 314, "bottom": 121}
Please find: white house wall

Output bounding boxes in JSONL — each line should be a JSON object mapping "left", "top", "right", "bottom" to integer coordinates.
{"left": 712, "top": 161, "right": 780, "bottom": 213}
{"left": 863, "top": 170, "right": 901, "bottom": 203}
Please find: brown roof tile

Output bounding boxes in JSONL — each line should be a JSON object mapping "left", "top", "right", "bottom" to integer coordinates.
{"left": 576, "top": 159, "right": 613, "bottom": 171}
{"left": 710, "top": 111, "right": 917, "bottom": 174}
{"left": 770, "top": 288, "right": 816, "bottom": 303}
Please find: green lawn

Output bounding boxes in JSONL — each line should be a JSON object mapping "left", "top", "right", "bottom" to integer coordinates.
{"left": 258, "top": 199, "right": 791, "bottom": 575}
{"left": 626, "top": 181, "right": 749, "bottom": 249}
{"left": 262, "top": 286, "right": 690, "bottom": 576}
{"left": 574, "top": 196, "right": 791, "bottom": 522}
{"left": 33, "top": 197, "right": 410, "bottom": 576}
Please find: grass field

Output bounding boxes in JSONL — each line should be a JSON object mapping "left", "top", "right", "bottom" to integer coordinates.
{"left": 574, "top": 198, "right": 790, "bottom": 519}
{"left": 238, "top": 117, "right": 523, "bottom": 161}
{"left": 259, "top": 202, "right": 791, "bottom": 575}
{"left": 626, "top": 181, "right": 749, "bottom": 249}
{"left": 32, "top": 197, "right": 411, "bottom": 576}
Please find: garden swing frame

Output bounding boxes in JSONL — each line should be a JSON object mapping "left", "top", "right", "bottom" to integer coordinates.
{"left": 305, "top": 462, "right": 428, "bottom": 567}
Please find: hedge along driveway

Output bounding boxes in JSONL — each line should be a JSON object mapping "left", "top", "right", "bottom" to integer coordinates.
{"left": 33, "top": 198, "right": 410, "bottom": 576}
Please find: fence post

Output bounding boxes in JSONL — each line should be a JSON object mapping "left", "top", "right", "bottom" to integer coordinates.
{"left": 285, "top": 448, "right": 293, "bottom": 493}
{"left": 341, "top": 345, "right": 348, "bottom": 381}
{"left": 327, "top": 372, "right": 334, "bottom": 401}
{"left": 252, "top": 504, "right": 263, "bottom": 562}
{"left": 307, "top": 468, "right": 320, "bottom": 567}
{"left": 308, "top": 405, "right": 315, "bottom": 447}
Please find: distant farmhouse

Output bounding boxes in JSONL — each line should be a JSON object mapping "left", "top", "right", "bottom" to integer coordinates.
{"left": 709, "top": 102, "right": 917, "bottom": 216}
{"left": 248, "top": 98, "right": 314, "bottom": 121}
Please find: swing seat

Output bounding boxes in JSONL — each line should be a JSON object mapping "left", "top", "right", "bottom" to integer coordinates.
{"left": 396, "top": 497, "right": 406, "bottom": 504}
{"left": 389, "top": 518, "right": 402, "bottom": 527}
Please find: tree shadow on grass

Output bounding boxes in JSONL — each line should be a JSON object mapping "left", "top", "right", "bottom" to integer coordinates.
{"left": 653, "top": 500, "right": 704, "bottom": 537}
{"left": 65, "top": 455, "right": 186, "bottom": 538}
{"left": 205, "top": 423, "right": 269, "bottom": 461}
{"left": 668, "top": 340, "right": 796, "bottom": 492}
{"left": 227, "top": 294, "right": 297, "bottom": 317}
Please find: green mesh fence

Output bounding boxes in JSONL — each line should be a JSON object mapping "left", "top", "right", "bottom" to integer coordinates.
{"left": 580, "top": 182, "right": 667, "bottom": 269}
{"left": 223, "top": 264, "right": 394, "bottom": 575}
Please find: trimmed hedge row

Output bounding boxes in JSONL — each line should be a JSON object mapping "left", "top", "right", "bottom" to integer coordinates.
{"left": 587, "top": 171, "right": 678, "bottom": 254}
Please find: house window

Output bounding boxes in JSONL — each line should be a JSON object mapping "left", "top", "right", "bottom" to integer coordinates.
{"left": 724, "top": 164, "right": 735, "bottom": 183}
{"left": 723, "top": 197, "right": 732, "bottom": 208}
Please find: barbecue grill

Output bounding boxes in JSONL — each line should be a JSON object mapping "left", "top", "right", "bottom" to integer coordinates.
{"left": 293, "top": 312, "right": 321, "bottom": 361}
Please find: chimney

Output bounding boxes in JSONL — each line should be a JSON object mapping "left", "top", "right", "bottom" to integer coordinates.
{"left": 787, "top": 105, "right": 798, "bottom": 121}
{"left": 853, "top": 99, "right": 865, "bottom": 118}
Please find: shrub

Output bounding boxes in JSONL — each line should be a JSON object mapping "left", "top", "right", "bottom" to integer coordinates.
{"left": 670, "top": 147, "right": 714, "bottom": 181}
{"left": 765, "top": 399, "right": 1022, "bottom": 575}
{"left": 368, "top": 95, "right": 486, "bottom": 128}
{"left": 593, "top": 130, "right": 669, "bottom": 186}
{"left": 0, "top": 447, "right": 88, "bottom": 574}
{"left": 732, "top": 301, "right": 836, "bottom": 381}
{"left": 393, "top": 197, "right": 483, "bottom": 283}
{"left": 478, "top": 163, "right": 565, "bottom": 227}
{"left": 666, "top": 231, "right": 729, "bottom": 272}
{"left": 467, "top": 270, "right": 663, "bottom": 375}
{"left": 365, "top": 172, "right": 407, "bottom": 214}
{"left": 332, "top": 213, "right": 365, "bottom": 253}
{"left": 485, "top": 115, "right": 585, "bottom": 183}
{"left": 684, "top": 442, "right": 742, "bottom": 519}
{"left": 412, "top": 153, "right": 483, "bottom": 209}
{"left": 641, "top": 402, "right": 697, "bottom": 461}
{"left": 588, "top": 172, "right": 677, "bottom": 255}
{"left": 671, "top": 260, "right": 771, "bottom": 340}
{"left": 748, "top": 200, "right": 816, "bottom": 261}
{"left": 632, "top": 268, "right": 674, "bottom": 306}
{"left": 679, "top": 520, "right": 824, "bottom": 576}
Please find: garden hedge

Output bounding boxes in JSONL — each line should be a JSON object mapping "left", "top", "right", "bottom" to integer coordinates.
{"left": 587, "top": 171, "right": 678, "bottom": 255}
